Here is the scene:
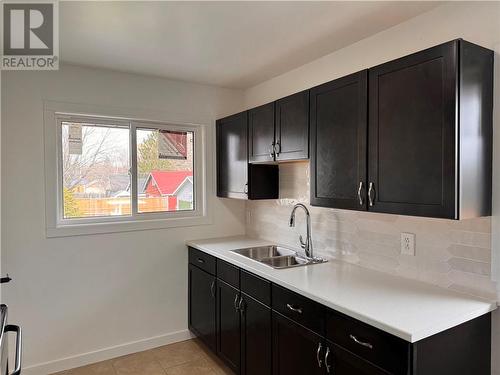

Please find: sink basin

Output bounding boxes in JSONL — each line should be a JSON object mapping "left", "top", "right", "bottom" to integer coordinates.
{"left": 260, "top": 255, "right": 308, "bottom": 269}
{"left": 231, "top": 245, "right": 327, "bottom": 269}
{"left": 231, "top": 246, "right": 296, "bottom": 261}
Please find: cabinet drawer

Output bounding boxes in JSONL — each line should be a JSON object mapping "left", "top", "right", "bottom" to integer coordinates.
{"left": 326, "top": 310, "right": 409, "bottom": 374}
{"left": 188, "top": 247, "right": 216, "bottom": 275}
{"left": 240, "top": 270, "right": 271, "bottom": 306}
{"left": 272, "top": 284, "right": 325, "bottom": 334}
{"left": 330, "top": 343, "right": 391, "bottom": 375}
{"left": 217, "top": 259, "right": 239, "bottom": 288}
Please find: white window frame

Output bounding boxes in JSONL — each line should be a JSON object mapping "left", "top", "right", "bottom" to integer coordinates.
{"left": 44, "top": 101, "right": 213, "bottom": 237}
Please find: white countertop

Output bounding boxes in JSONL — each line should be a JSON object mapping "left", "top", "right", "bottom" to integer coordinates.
{"left": 186, "top": 236, "right": 497, "bottom": 343}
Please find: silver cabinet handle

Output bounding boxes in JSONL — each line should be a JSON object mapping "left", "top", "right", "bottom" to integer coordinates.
{"left": 243, "top": 182, "right": 248, "bottom": 194}
{"left": 316, "top": 342, "right": 323, "bottom": 368}
{"left": 269, "top": 143, "right": 275, "bottom": 159}
{"left": 357, "top": 182, "right": 363, "bottom": 206}
{"left": 368, "top": 182, "right": 375, "bottom": 207}
{"left": 286, "top": 304, "right": 303, "bottom": 314}
{"left": 275, "top": 141, "right": 281, "bottom": 156}
{"left": 350, "top": 334, "right": 373, "bottom": 349}
{"left": 238, "top": 296, "right": 245, "bottom": 314}
{"left": 234, "top": 294, "right": 240, "bottom": 311}
{"left": 6, "top": 325, "right": 22, "bottom": 375}
{"left": 210, "top": 280, "right": 215, "bottom": 298}
{"left": 197, "top": 258, "right": 205, "bottom": 264}
{"left": 325, "top": 346, "right": 332, "bottom": 374}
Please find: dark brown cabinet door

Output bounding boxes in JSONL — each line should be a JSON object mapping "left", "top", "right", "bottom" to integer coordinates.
{"left": 249, "top": 102, "right": 275, "bottom": 163}
{"left": 310, "top": 70, "right": 368, "bottom": 210}
{"left": 217, "top": 280, "right": 241, "bottom": 373}
{"left": 275, "top": 91, "right": 309, "bottom": 161}
{"left": 240, "top": 293, "right": 271, "bottom": 375}
{"left": 368, "top": 41, "right": 458, "bottom": 218}
{"left": 325, "top": 343, "right": 390, "bottom": 375}
{"left": 217, "top": 112, "right": 248, "bottom": 199}
{"left": 272, "top": 312, "right": 324, "bottom": 375}
{"left": 188, "top": 264, "right": 216, "bottom": 351}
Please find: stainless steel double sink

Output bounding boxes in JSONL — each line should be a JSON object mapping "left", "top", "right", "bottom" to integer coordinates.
{"left": 230, "top": 245, "right": 327, "bottom": 269}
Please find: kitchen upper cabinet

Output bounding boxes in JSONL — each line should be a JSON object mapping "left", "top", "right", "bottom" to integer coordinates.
{"left": 248, "top": 93, "right": 309, "bottom": 163}
{"left": 240, "top": 293, "right": 272, "bottom": 375}
{"left": 217, "top": 112, "right": 249, "bottom": 199}
{"left": 310, "top": 70, "right": 367, "bottom": 210}
{"left": 368, "top": 39, "right": 492, "bottom": 219}
{"left": 217, "top": 111, "right": 279, "bottom": 200}
{"left": 188, "top": 264, "right": 216, "bottom": 351}
{"left": 309, "top": 39, "right": 492, "bottom": 219}
{"left": 216, "top": 280, "right": 241, "bottom": 373}
{"left": 249, "top": 102, "right": 275, "bottom": 163}
{"left": 275, "top": 90, "right": 309, "bottom": 161}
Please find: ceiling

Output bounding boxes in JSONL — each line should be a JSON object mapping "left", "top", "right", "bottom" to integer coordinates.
{"left": 60, "top": 1, "right": 444, "bottom": 89}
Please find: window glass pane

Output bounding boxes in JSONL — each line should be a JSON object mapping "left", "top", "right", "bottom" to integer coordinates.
{"left": 136, "top": 127, "right": 194, "bottom": 213}
{"left": 61, "top": 121, "right": 130, "bottom": 218}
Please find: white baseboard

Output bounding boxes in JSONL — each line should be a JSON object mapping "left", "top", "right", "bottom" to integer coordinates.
{"left": 22, "top": 329, "right": 194, "bottom": 375}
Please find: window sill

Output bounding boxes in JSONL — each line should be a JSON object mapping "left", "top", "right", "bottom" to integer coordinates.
{"left": 46, "top": 214, "right": 212, "bottom": 238}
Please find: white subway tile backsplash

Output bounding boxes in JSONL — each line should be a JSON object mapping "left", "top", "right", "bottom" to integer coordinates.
{"left": 246, "top": 162, "right": 497, "bottom": 300}
{"left": 448, "top": 244, "right": 491, "bottom": 263}
{"left": 448, "top": 258, "right": 491, "bottom": 276}
{"left": 357, "top": 251, "right": 400, "bottom": 273}
{"left": 449, "top": 230, "right": 491, "bottom": 248}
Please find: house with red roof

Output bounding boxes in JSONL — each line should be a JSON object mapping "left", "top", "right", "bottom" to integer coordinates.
{"left": 144, "top": 171, "right": 193, "bottom": 210}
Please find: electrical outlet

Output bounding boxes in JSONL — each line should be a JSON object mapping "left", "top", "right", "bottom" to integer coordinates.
{"left": 401, "top": 232, "right": 416, "bottom": 256}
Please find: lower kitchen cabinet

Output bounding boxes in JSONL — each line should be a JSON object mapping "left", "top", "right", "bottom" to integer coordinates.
{"left": 326, "top": 308, "right": 409, "bottom": 374}
{"left": 329, "top": 343, "right": 390, "bottom": 375}
{"left": 188, "top": 247, "right": 492, "bottom": 375}
{"left": 188, "top": 264, "right": 216, "bottom": 351}
{"left": 272, "top": 312, "right": 324, "bottom": 375}
{"left": 240, "top": 293, "right": 272, "bottom": 375}
{"left": 217, "top": 280, "right": 241, "bottom": 373}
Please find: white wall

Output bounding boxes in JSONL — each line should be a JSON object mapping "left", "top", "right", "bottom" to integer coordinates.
{"left": 1, "top": 64, "right": 246, "bottom": 374}
{"left": 243, "top": 2, "right": 500, "bottom": 374}
{"left": 244, "top": 2, "right": 500, "bottom": 108}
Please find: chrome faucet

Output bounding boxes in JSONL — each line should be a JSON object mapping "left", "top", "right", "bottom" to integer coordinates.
{"left": 289, "top": 203, "right": 314, "bottom": 259}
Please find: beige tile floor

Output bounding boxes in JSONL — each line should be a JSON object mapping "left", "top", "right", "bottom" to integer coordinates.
{"left": 51, "top": 339, "right": 234, "bottom": 375}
